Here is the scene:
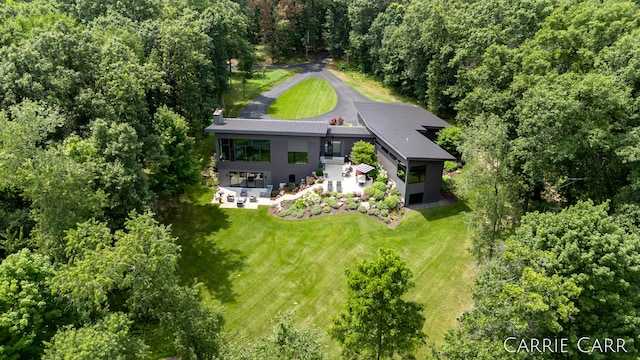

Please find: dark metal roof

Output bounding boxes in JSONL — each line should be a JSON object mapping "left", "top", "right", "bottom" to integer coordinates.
{"left": 354, "top": 102, "right": 455, "bottom": 161}
{"left": 326, "top": 125, "right": 374, "bottom": 137}
{"left": 205, "top": 118, "right": 328, "bottom": 137}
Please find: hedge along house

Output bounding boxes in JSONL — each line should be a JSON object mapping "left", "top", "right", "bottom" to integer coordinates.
{"left": 206, "top": 110, "right": 374, "bottom": 189}
{"left": 353, "top": 102, "right": 455, "bottom": 205}
{"left": 205, "top": 104, "right": 454, "bottom": 205}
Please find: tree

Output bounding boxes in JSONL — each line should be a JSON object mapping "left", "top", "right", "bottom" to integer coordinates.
{"left": 440, "top": 201, "right": 640, "bottom": 359}
{"left": 329, "top": 248, "right": 425, "bottom": 359}
{"left": 456, "top": 114, "right": 520, "bottom": 261}
{"left": 42, "top": 313, "right": 148, "bottom": 360}
{"left": 349, "top": 140, "right": 377, "bottom": 166}
{"left": 0, "top": 249, "right": 68, "bottom": 360}
{"left": 223, "top": 314, "right": 323, "bottom": 359}
{"left": 50, "top": 212, "right": 224, "bottom": 358}
{"left": 149, "top": 106, "right": 200, "bottom": 196}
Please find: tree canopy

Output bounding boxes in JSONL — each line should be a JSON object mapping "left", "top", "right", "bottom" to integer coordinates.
{"left": 329, "top": 248, "right": 425, "bottom": 359}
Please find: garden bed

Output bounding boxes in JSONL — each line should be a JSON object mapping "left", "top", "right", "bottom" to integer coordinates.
{"left": 268, "top": 183, "right": 407, "bottom": 227}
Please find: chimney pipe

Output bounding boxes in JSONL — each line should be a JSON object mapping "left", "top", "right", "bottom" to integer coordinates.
{"left": 213, "top": 109, "right": 224, "bottom": 125}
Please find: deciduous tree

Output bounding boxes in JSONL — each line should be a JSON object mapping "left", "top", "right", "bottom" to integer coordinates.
{"left": 329, "top": 248, "right": 425, "bottom": 359}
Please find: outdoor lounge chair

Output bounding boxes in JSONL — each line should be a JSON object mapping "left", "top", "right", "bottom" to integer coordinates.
{"left": 227, "top": 194, "right": 235, "bottom": 202}
{"left": 327, "top": 180, "right": 333, "bottom": 192}
{"left": 336, "top": 180, "right": 342, "bottom": 193}
{"left": 240, "top": 188, "right": 247, "bottom": 197}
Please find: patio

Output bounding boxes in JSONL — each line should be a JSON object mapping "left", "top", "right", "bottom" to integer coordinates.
{"left": 321, "top": 162, "right": 373, "bottom": 194}
{"left": 213, "top": 187, "right": 272, "bottom": 209}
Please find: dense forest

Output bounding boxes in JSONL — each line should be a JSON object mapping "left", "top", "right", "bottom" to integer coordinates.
{"left": 1, "top": 0, "right": 640, "bottom": 358}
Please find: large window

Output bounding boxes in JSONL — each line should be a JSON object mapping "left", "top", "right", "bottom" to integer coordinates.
{"left": 230, "top": 172, "right": 265, "bottom": 188}
{"left": 219, "top": 138, "right": 270, "bottom": 162}
{"left": 397, "top": 162, "right": 406, "bottom": 182}
{"left": 288, "top": 152, "right": 308, "bottom": 164}
{"left": 409, "top": 165, "right": 427, "bottom": 184}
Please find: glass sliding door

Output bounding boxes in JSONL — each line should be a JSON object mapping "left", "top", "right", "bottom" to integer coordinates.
{"left": 324, "top": 140, "right": 341, "bottom": 157}
{"left": 229, "top": 172, "right": 265, "bottom": 188}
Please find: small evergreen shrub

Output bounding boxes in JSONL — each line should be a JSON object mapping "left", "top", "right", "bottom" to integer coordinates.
{"left": 367, "top": 208, "right": 380, "bottom": 216}
{"left": 293, "top": 208, "right": 305, "bottom": 218}
{"left": 372, "top": 181, "right": 387, "bottom": 192}
{"left": 377, "top": 201, "right": 389, "bottom": 210}
{"left": 327, "top": 198, "right": 340, "bottom": 209}
{"left": 279, "top": 209, "right": 291, "bottom": 217}
{"left": 348, "top": 201, "right": 358, "bottom": 210}
{"left": 345, "top": 193, "right": 354, "bottom": 199}
{"left": 383, "top": 195, "right": 399, "bottom": 210}
{"left": 323, "top": 205, "right": 331, "bottom": 213}
{"left": 380, "top": 209, "right": 389, "bottom": 217}
{"left": 311, "top": 206, "right": 322, "bottom": 215}
{"left": 444, "top": 161, "right": 458, "bottom": 173}
{"left": 358, "top": 205, "right": 367, "bottom": 213}
{"left": 383, "top": 217, "right": 392, "bottom": 224}
{"left": 389, "top": 188, "right": 401, "bottom": 196}
{"left": 364, "top": 187, "right": 384, "bottom": 200}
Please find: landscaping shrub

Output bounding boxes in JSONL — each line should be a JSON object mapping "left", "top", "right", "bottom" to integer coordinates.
{"left": 345, "top": 192, "right": 354, "bottom": 199}
{"left": 361, "top": 194, "right": 370, "bottom": 201}
{"left": 389, "top": 188, "right": 401, "bottom": 196}
{"left": 377, "top": 201, "right": 389, "bottom": 210}
{"left": 358, "top": 205, "right": 367, "bottom": 213}
{"left": 364, "top": 187, "right": 384, "bottom": 200}
{"left": 323, "top": 205, "right": 331, "bottom": 213}
{"left": 295, "top": 199, "right": 306, "bottom": 209}
{"left": 292, "top": 208, "right": 305, "bottom": 218}
{"left": 311, "top": 206, "right": 322, "bottom": 215}
{"left": 442, "top": 175, "right": 454, "bottom": 193}
{"left": 330, "top": 191, "right": 338, "bottom": 197}
{"left": 384, "top": 195, "right": 399, "bottom": 210}
{"left": 348, "top": 201, "right": 359, "bottom": 210}
{"left": 367, "top": 208, "right": 380, "bottom": 216}
{"left": 303, "top": 190, "right": 321, "bottom": 205}
{"left": 383, "top": 217, "right": 392, "bottom": 224}
{"left": 436, "top": 125, "right": 461, "bottom": 157}
{"left": 444, "top": 161, "right": 458, "bottom": 173}
{"left": 350, "top": 140, "right": 377, "bottom": 166}
{"left": 279, "top": 209, "right": 291, "bottom": 217}
{"left": 336, "top": 193, "right": 343, "bottom": 199}
{"left": 380, "top": 209, "right": 389, "bottom": 218}
{"left": 328, "top": 199, "right": 340, "bottom": 209}
{"left": 316, "top": 168, "right": 324, "bottom": 176}
{"left": 372, "top": 181, "right": 387, "bottom": 192}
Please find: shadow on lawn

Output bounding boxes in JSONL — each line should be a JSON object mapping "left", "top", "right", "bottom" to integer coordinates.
{"left": 162, "top": 193, "right": 246, "bottom": 304}
{"left": 417, "top": 200, "right": 471, "bottom": 222}
{"left": 180, "top": 237, "right": 246, "bottom": 305}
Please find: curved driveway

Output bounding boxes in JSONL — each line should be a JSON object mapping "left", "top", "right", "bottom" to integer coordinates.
{"left": 238, "top": 58, "right": 373, "bottom": 125}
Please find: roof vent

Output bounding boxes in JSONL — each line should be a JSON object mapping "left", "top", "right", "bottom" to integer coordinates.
{"left": 213, "top": 109, "right": 224, "bottom": 125}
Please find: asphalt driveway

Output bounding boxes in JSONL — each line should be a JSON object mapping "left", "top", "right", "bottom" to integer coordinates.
{"left": 238, "top": 58, "right": 373, "bottom": 125}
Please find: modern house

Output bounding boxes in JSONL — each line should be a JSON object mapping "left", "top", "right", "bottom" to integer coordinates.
{"left": 205, "top": 104, "right": 455, "bottom": 205}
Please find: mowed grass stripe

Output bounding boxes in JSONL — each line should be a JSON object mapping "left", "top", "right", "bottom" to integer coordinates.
{"left": 168, "top": 186, "right": 475, "bottom": 358}
{"left": 267, "top": 77, "right": 338, "bottom": 119}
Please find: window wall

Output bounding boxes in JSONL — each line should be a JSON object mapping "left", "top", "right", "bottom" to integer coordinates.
{"left": 229, "top": 172, "right": 265, "bottom": 188}
{"left": 288, "top": 152, "right": 308, "bottom": 164}
{"left": 219, "top": 138, "right": 270, "bottom": 162}
{"left": 408, "top": 165, "right": 427, "bottom": 184}
{"left": 397, "top": 162, "right": 406, "bottom": 182}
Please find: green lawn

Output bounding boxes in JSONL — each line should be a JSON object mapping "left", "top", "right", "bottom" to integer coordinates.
{"left": 267, "top": 78, "right": 338, "bottom": 119}
{"left": 224, "top": 69, "right": 297, "bottom": 118}
{"left": 165, "top": 186, "right": 476, "bottom": 358}
{"left": 327, "top": 59, "right": 415, "bottom": 104}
